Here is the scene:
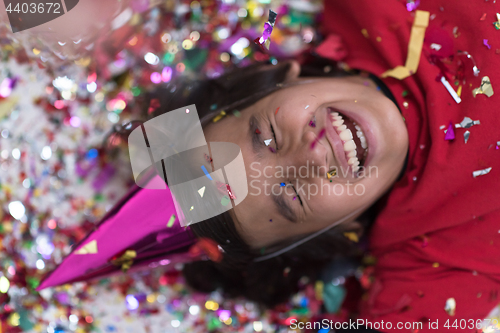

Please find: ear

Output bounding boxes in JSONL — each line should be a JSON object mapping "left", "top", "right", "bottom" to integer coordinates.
{"left": 284, "top": 60, "right": 301, "bottom": 82}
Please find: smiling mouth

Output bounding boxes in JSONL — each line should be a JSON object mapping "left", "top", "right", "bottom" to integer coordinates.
{"left": 327, "top": 107, "right": 368, "bottom": 173}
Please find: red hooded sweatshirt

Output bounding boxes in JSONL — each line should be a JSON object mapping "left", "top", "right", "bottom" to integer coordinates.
{"left": 320, "top": 0, "right": 500, "bottom": 332}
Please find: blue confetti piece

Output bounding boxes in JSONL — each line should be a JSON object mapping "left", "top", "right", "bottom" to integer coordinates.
{"left": 280, "top": 182, "right": 285, "bottom": 187}
{"left": 201, "top": 165, "right": 212, "bottom": 180}
{"left": 86, "top": 148, "right": 98, "bottom": 159}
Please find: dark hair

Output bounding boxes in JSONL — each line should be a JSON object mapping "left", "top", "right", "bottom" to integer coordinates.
{"left": 109, "top": 56, "right": 378, "bottom": 307}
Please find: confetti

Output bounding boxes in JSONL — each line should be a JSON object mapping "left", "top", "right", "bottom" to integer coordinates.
{"left": 201, "top": 165, "right": 213, "bottom": 180}
{"left": 440, "top": 76, "right": 462, "bottom": 103}
{"left": 381, "top": 10, "right": 430, "bottom": 79}
{"left": 464, "top": 130, "right": 470, "bottom": 144}
{"left": 343, "top": 232, "right": 359, "bottom": 242}
{"left": 494, "top": 13, "right": 500, "bottom": 29}
{"left": 167, "top": 214, "right": 176, "bottom": 227}
{"left": 254, "top": 10, "right": 278, "bottom": 51}
{"left": 327, "top": 169, "right": 337, "bottom": 178}
{"left": 483, "top": 39, "right": 491, "bottom": 49}
{"left": 456, "top": 117, "right": 480, "bottom": 129}
{"left": 310, "top": 128, "right": 326, "bottom": 149}
{"left": 198, "top": 186, "right": 206, "bottom": 197}
{"left": 280, "top": 182, "right": 286, "bottom": 187}
{"left": 305, "top": 105, "right": 310, "bottom": 109}
{"left": 406, "top": 0, "right": 420, "bottom": 11}
{"left": 212, "top": 110, "right": 226, "bottom": 123}
{"left": 472, "top": 76, "right": 494, "bottom": 97}
{"left": 309, "top": 116, "right": 316, "bottom": 127}
{"left": 221, "top": 195, "right": 230, "bottom": 206}
{"left": 472, "top": 167, "right": 492, "bottom": 178}
{"left": 264, "top": 139, "right": 272, "bottom": 146}
{"left": 444, "top": 122, "right": 455, "bottom": 140}
{"left": 445, "top": 298, "right": 456, "bottom": 316}
{"left": 430, "top": 43, "right": 442, "bottom": 51}
{"left": 275, "top": 107, "right": 280, "bottom": 115}
{"left": 255, "top": 128, "right": 261, "bottom": 134}
{"left": 110, "top": 249, "right": 137, "bottom": 272}
{"left": 458, "top": 51, "right": 480, "bottom": 76}
{"left": 74, "top": 240, "right": 98, "bottom": 255}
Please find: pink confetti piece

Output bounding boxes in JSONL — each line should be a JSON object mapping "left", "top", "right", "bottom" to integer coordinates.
{"left": 310, "top": 128, "right": 326, "bottom": 149}
{"left": 444, "top": 121, "right": 455, "bottom": 140}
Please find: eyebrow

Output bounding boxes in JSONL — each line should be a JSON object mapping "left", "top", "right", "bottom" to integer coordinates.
{"left": 272, "top": 192, "right": 298, "bottom": 223}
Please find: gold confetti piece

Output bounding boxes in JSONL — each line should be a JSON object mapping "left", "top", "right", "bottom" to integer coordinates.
{"left": 315, "top": 281, "right": 324, "bottom": 301}
{"left": 0, "top": 96, "right": 19, "bottom": 119}
{"left": 472, "top": 76, "right": 494, "bottom": 97}
{"left": 457, "top": 85, "right": 462, "bottom": 97}
{"left": 381, "top": 10, "right": 430, "bottom": 80}
{"left": 445, "top": 297, "right": 456, "bottom": 316}
{"left": 167, "top": 214, "right": 176, "bottom": 227}
{"left": 110, "top": 249, "right": 137, "bottom": 272}
{"left": 74, "top": 240, "right": 98, "bottom": 255}
{"left": 343, "top": 232, "right": 359, "bottom": 243}
{"left": 376, "top": 36, "right": 382, "bottom": 42}
{"left": 327, "top": 169, "right": 337, "bottom": 179}
{"left": 212, "top": 110, "right": 226, "bottom": 123}
{"left": 432, "top": 262, "right": 440, "bottom": 268}
{"left": 361, "top": 28, "right": 369, "bottom": 38}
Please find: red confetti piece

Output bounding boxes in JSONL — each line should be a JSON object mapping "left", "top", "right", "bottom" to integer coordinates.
{"left": 189, "top": 238, "right": 223, "bottom": 262}
{"left": 148, "top": 98, "right": 160, "bottom": 114}
{"left": 480, "top": 13, "right": 487, "bottom": 21}
{"left": 255, "top": 128, "right": 261, "bottom": 134}
{"left": 275, "top": 107, "right": 280, "bottom": 115}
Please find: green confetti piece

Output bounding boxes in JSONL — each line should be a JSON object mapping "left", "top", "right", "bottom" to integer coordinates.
{"left": 220, "top": 195, "right": 230, "bottom": 206}
{"left": 94, "top": 193, "right": 104, "bottom": 202}
{"left": 323, "top": 283, "right": 347, "bottom": 314}
{"left": 401, "top": 90, "right": 408, "bottom": 97}
{"left": 232, "top": 110, "right": 241, "bottom": 117}
{"left": 131, "top": 87, "right": 141, "bottom": 96}
{"left": 167, "top": 214, "right": 176, "bottom": 227}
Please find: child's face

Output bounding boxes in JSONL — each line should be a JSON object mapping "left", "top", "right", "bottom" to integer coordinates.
{"left": 203, "top": 74, "right": 409, "bottom": 248}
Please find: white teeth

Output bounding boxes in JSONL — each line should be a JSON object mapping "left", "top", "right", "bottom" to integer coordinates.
{"left": 331, "top": 112, "right": 368, "bottom": 171}
{"left": 360, "top": 136, "right": 368, "bottom": 149}
{"left": 339, "top": 128, "right": 353, "bottom": 141}
{"left": 344, "top": 140, "right": 356, "bottom": 151}
{"left": 348, "top": 157, "right": 359, "bottom": 165}
{"left": 332, "top": 118, "right": 344, "bottom": 127}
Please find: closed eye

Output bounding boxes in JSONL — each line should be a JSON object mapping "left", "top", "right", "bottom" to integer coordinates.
{"left": 289, "top": 182, "right": 303, "bottom": 206}
{"left": 270, "top": 124, "right": 278, "bottom": 150}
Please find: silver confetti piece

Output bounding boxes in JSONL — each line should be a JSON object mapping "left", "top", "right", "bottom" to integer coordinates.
{"left": 472, "top": 167, "right": 492, "bottom": 178}
{"left": 456, "top": 117, "right": 480, "bottom": 129}
{"left": 464, "top": 130, "right": 470, "bottom": 143}
{"left": 445, "top": 298, "right": 456, "bottom": 316}
{"left": 268, "top": 10, "right": 277, "bottom": 26}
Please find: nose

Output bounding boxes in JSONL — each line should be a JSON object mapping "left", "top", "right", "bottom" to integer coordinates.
{"left": 278, "top": 128, "right": 330, "bottom": 180}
